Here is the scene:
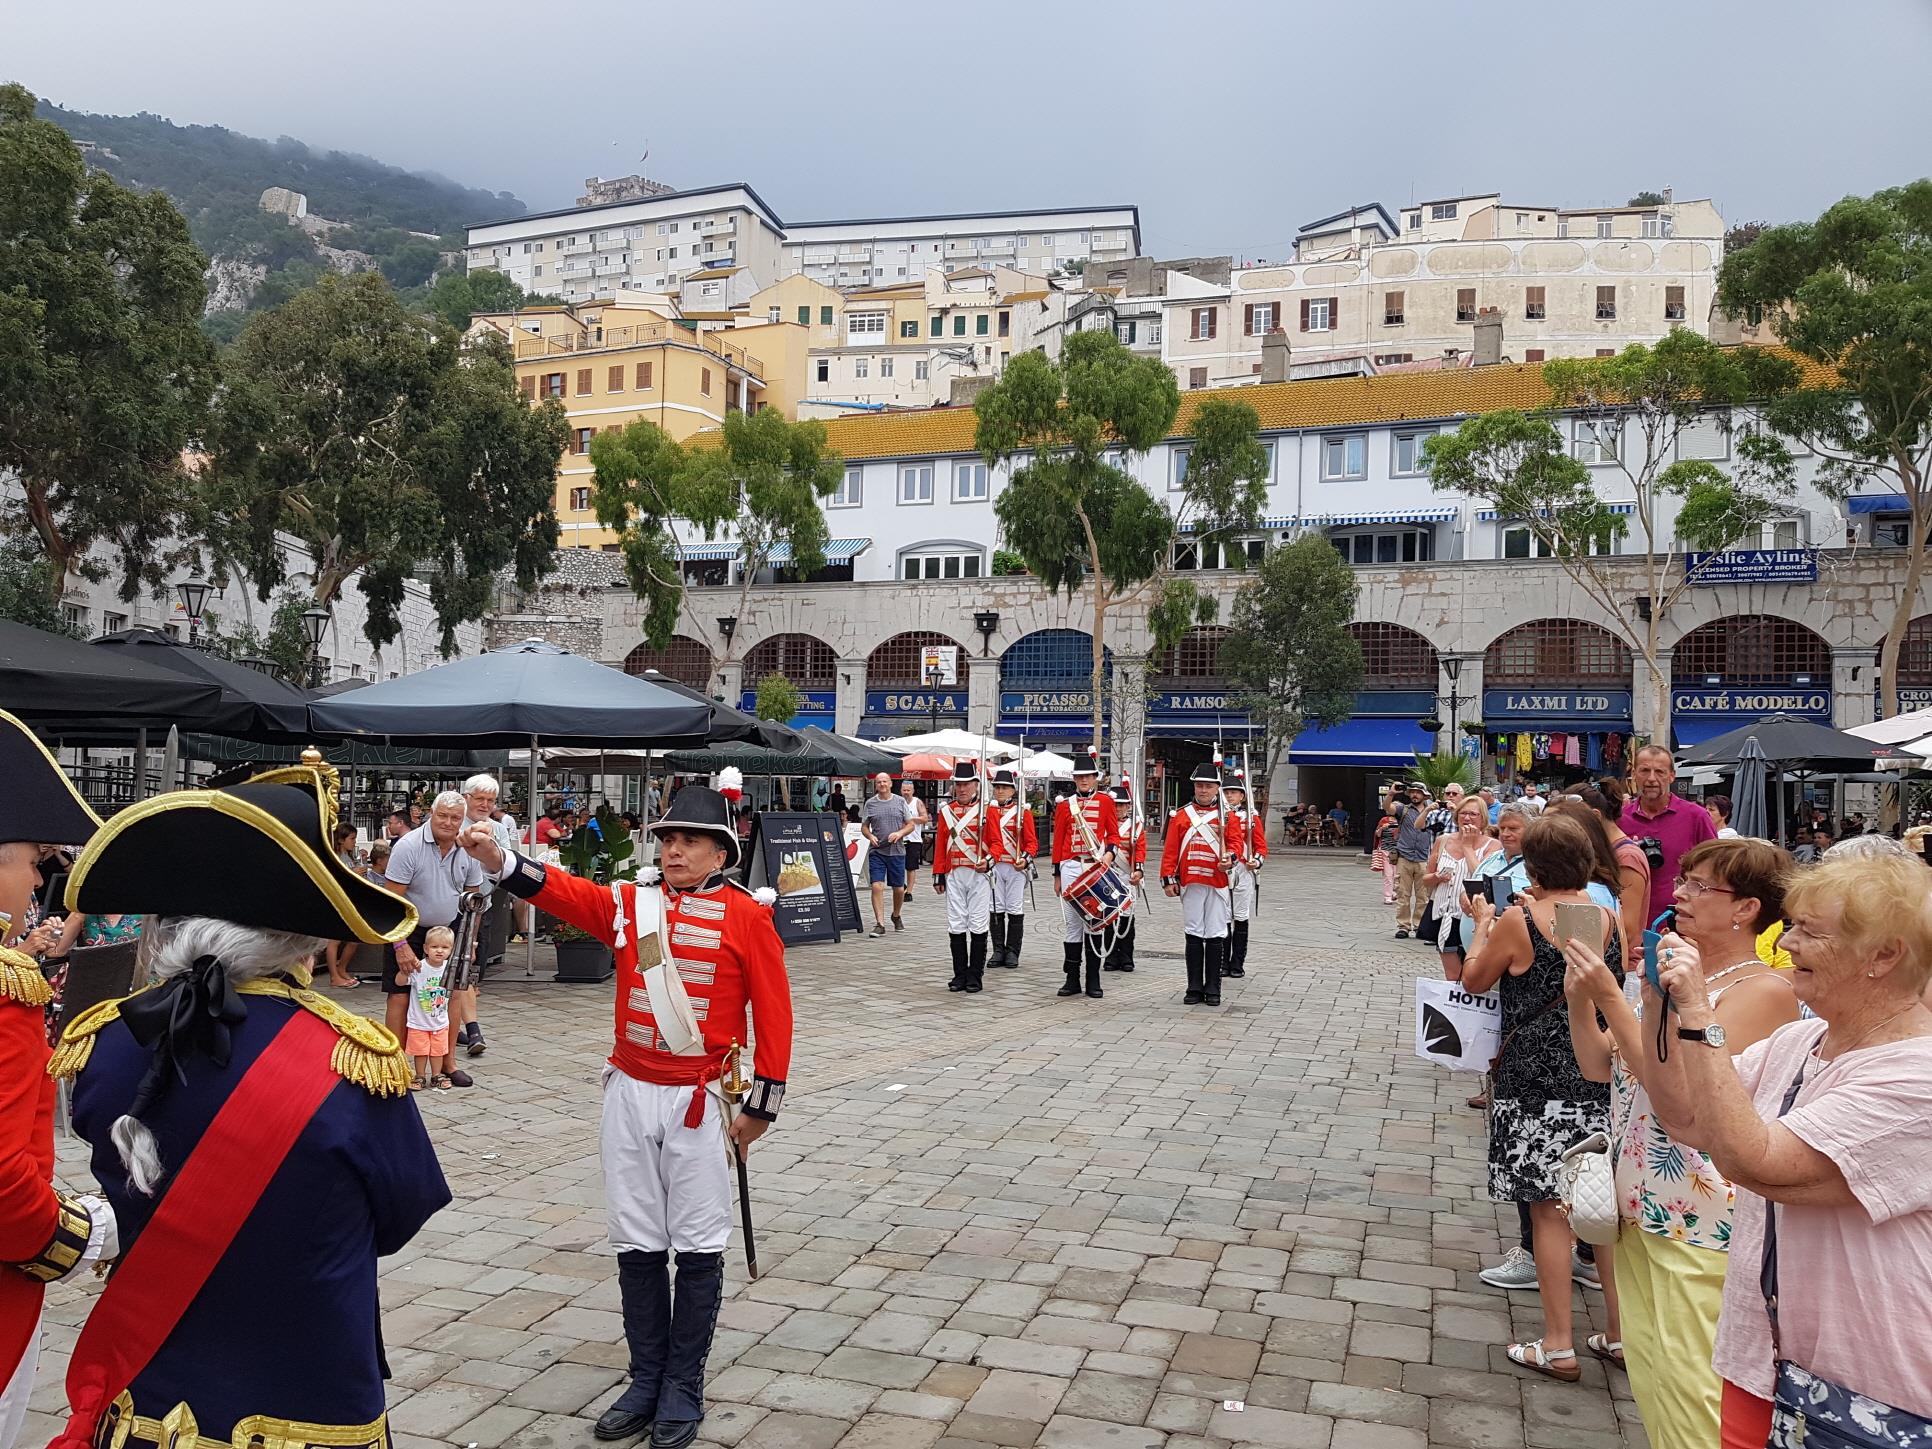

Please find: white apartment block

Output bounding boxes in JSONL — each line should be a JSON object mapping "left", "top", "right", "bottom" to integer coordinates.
{"left": 1160, "top": 192, "right": 1726, "bottom": 389}
{"left": 465, "top": 184, "right": 790, "bottom": 306}
{"left": 782, "top": 206, "right": 1140, "bottom": 287}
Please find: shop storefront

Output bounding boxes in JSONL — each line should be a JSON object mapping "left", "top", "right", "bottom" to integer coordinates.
{"left": 740, "top": 633, "right": 838, "bottom": 730}
{"left": 860, "top": 631, "right": 969, "bottom": 739}
{"left": 997, "top": 629, "right": 1111, "bottom": 746}
{"left": 1670, "top": 614, "right": 1833, "bottom": 749}
{"left": 1483, "top": 689, "right": 1636, "bottom": 781}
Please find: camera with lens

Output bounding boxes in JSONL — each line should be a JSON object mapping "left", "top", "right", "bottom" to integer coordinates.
{"left": 1636, "top": 835, "right": 1666, "bottom": 872}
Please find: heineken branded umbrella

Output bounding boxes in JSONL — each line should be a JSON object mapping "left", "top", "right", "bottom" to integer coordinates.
{"left": 793, "top": 726, "right": 902, "bottom": 777}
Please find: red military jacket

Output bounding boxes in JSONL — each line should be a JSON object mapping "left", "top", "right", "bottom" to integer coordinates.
{"left": 1160, "top": 803, "right": 1231, "bottom": 888}
{"left": 1116, "top": 813, "right": 1149, "bottom": 868}
{"left": 1228, "top": 807, "right": 1268, "bottom": 866}
{"left": 987, "top": 800, "right": 1038, "bottom": 865}
{"left": 498, "top": 854, "right": 793, "bottom": 1121}
{"left": 1051, "top": 791, "right": 1120, "bottom": 867}
{"left": 0, "top": 949, "right": 59, "bottom": 1382}
{"left": 932, "top": 797, "right": 992, "bottom": 877}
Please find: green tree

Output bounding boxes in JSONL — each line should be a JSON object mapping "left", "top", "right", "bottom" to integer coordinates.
{"left": 1627, "top": 190, "right": 1666, "bottom": 207}
{"left": 590, "top": 408, "right": 845, "bottom": 664}
{"left": 1423, "top": 333, "right": 1799, "bottom": 727}
{"left": 418, "top": 267, "right": 552, "bottom": 330}
{"left": 0, "top": 538, "right": 78, "bottom": 635}
{"left": 0, "top": 83, "right": 218, "bottom": 603}
{"left": 1220, "top": 533, "right": 1364, "bottom": 800}
{"left": 203, "top": 585, "right": 313, "bottom": 680}
{"left": 1718, "top": 181, "right": 1932, "bottom": 716}
{"left": 977, "top": 333, "right": 1268, "bottom": 754}
{"left": 1411, "top": 751, "right": 1476, "bottom": 794}
{"left": 753, "top": 672, "right": 802, "bottom": 723}
{"left": 206, "top": 272, "right": 567, "bottom": 653}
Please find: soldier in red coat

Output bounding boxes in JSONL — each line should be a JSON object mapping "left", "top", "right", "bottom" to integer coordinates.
{"left": 1103, "top": 779, "right": 1150, "bottom": 974}
{"left": 1159, "top": 761, "right": 1234, "bottom": 1006}
{"left": 0, "top": 709, "right": 113, "bottom": 1448}
{"left": 931, "top": 761, "right": 994, "bottom": 994}
{"left": 1222, "top": 770, "right": 1267, "bottom": 979}
{"left": 463, "top": 785, "right": 792, "bottom": 1449}
{"left": 985, "top": 766, "right": 1037, "bottom": 971}
{"left": 1051, "top": 758, "right": 1120, "bottom": 999}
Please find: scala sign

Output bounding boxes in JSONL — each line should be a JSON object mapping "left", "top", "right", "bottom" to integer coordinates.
{"left": 867, "top": 690, "right": 967, "bottom": 717}
{"left": 1671, "top": 688, "right": 1832, "bottom": 720}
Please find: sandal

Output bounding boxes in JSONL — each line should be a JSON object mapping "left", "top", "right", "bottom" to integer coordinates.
{"left": 432, "top": 1074, "right": 454, "bottom": 1092}
{"left": 1587, "top": 1334, "right": 1625, "bottom": 1369}
{"left": 408, "top": 1079, "right": 426, "bottom": 1092}
{"left": 1506, "top": 1340, "right": 1580, "bottom": 1382}
{"left": 1466, "top": 1091, "right": 1489, "bottom": 1110}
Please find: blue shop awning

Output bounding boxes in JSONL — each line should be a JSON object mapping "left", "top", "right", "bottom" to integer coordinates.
{"left": 1289, "top": 717, "right": 1436, "bottom": 767}
{"left": 1848, "top": 493, "right": 1910, "bottom": 514}
{"left": 765, "top": 537, "right": 872, "bottom": 565}
{"left": 1673, "top": 717, "right": 1741, "bottom": 749}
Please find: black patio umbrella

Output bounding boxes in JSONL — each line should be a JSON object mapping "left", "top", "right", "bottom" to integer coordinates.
{"left": 1676, "top": 714, "right": 1895, "bottom": 773}
{"left": 0, "top": 618, "right": 225, "bottom": 732}
{"left": 794, "top": 726, "right": 902, "bottom": 777}
{"left": 92, "top": 627, "right": 317, "bottom": 743}
{"left": 635, "top": 669, "right": 795, "bottom": 748}
{"left": 660, "top": 740, "right": 839, "bottom": 776}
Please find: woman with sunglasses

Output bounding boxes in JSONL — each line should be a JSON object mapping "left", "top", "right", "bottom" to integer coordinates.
{"left": 1560, "top": 840, "right": 1798, "bottom": 1446}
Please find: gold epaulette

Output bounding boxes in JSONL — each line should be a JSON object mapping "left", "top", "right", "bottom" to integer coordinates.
{"left": 47, "top": 978, "right": 411, "bottom": 1098}
{"left": 46, "top": 994, "right": 130, "bottom": 1082}
{"left": 0, "top": 946, "right": 52, "bottom": 1010}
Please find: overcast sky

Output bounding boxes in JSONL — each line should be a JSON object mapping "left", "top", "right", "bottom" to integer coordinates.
{"left": 6, "top": 1, "right": 1929, "bottom": 256}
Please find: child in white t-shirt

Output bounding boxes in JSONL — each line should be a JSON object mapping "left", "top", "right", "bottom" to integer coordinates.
{"left": 406, "top": 925, "right": 455, "bottom": 1091}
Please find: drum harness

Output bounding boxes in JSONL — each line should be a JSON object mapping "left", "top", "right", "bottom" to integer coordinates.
{"left": 1066, "top": 786, "right": 1129, "bottom": 959}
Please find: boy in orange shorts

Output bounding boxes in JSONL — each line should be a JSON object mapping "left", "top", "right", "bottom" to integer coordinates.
{"left": 404, "top": 925, "right": 455, "bottom": 1090}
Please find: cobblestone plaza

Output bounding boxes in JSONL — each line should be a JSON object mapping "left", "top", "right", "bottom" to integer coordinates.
{"left": 39, "top": 856, "right": 1634, "bottom": 1449}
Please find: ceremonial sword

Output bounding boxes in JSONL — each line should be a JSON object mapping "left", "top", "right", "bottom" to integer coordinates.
{"left": 721, "top": 1040, "right": 759, "bottom": 1279}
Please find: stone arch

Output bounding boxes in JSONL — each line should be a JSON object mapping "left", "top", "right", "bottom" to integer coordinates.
{"left": 1000, "top": 628, "right": 1113, "bottom": 685}
{"left": 742, "top": 633, "right": 838, "bottom": 689}
{"left": 1484, "top": 620, "right": 1631, "bottom": 687}
{"left": 1671, "top": 614, "right": 1831, "bottom": 686}
{"left": 1897, "top": 614, "right": 1932, "bottom": 688}
{"left": 621, "top": 634, "right": 713, "bottom": 690}
{"left": 1348, "top": 621, "right": 1438, "bottom": 690}
{"left": 867, "top": 630, "right": 972, "bottom": 687}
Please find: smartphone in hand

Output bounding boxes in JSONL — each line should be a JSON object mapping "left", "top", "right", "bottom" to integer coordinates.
{"left": 1487, "top": 875, "right": 1517, "bottom": 910}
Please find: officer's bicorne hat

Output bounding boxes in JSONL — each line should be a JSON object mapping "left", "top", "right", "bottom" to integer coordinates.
{"left": 1190, "top": 761, "right": 1223, "bottom": 784}
{"left": 649, "top": 785, "right": 742, "bottom": 872}
{"left": 0, "top": 707, "right": 102, "bottom": 849}
{"left": 65, "top": 749, "right": 416, "bottom": 944}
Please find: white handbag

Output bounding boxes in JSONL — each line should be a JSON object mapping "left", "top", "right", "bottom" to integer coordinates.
{"left": 1556, "top": 1132, "right": 1620, "bottom": 1245}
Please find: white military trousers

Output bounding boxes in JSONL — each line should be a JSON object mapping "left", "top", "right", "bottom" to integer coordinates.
{"left": 601, "top": 1068, "right": 733, "bottom": 1255}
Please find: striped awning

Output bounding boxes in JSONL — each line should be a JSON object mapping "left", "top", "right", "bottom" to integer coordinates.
{"left": 677, "top": 543, "right": 742, "bottom": 562}
{"left": 765, "top": 537, "right": 872, "bottom": 565}
{"left": 1477, "top": 503, "right": 1636, "bottom": 521}
{"left": 1187, "top": 508, "right": 1456, "bottom": 535}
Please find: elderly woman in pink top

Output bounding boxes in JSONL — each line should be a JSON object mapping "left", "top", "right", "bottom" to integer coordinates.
{"left": 1639, "top": 852, "right": 1932, "bottom": 1447}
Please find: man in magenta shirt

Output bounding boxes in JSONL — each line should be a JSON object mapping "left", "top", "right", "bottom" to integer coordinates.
{"left": 1620, "top": 742, "right": 1716, "bottom": 918}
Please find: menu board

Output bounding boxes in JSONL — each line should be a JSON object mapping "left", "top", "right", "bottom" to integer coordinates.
{"left": 745, "top": 812, "right": 844, "bottom": 945}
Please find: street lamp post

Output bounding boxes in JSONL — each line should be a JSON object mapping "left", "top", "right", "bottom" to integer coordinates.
{"left": 300, "top": 606, "right": 331, "bottom": 688}
{"left": 925, "top": 663, "right": 945, "bottom": 734}
{"left": 1441, "top": 656, "right": 1468, "bottom": 740}
{"left": 175, "top": 576, "right": 210, "bottom": 648}
{"left": 973, "top": 610, "right": 1000, "bottom": 657}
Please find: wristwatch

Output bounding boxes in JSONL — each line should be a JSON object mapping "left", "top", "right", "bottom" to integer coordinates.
{"left": 1677, "top": 1022, "right": 1728, "bottom": 1049}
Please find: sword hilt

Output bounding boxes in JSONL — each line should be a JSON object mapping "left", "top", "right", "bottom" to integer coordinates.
{"left": 722, "top": 1038, "right": 751, "bottom": 1100}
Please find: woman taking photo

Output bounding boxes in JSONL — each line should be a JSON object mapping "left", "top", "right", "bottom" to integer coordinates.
{"left": 1637, "top": 852, "right": 1932, "bottom": 1446}
{"left": 1566, "top": 780, "right": 1651, "bottom": 975}
{"left": 1425, "top": 796, "right": 1500, "bottom": 982}
{"left": 1463, "top": 813, "right": 1621, "bottom": 1382}
{"left": 1561, "top": 839, "right": 1800, "bottom": 1445}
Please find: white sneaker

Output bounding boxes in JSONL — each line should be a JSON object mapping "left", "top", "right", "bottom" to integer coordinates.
{"left": 1479, "top": 1245, "right": 1538, "bottom": 1290}
{"left": 1572, "top": 1250, "right": 1602, "bottom": 1290}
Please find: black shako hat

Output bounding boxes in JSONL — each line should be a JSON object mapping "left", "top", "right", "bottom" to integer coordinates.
{"left": 991, "top": 766, "right": 1018, "bottom": 788}
{"left": 1223, "top": 772, "right": 1248, "bottom": 794}
{"left": 66, "top": 748, "right": 417, "bottom": 944}
{"left": 949, "top": 760, "right": 981, "bottom": 785}
{"left": 1190, "top": 762, "right": 1223, "bottom": 784}
{"left": 0, "top": 707, "right": 102, "bottom": 848}
{"left": 649, "top": 785, "right": 742, "bottom": 872}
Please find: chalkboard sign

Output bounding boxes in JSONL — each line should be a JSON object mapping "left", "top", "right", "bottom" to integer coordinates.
{"left": 745, "top": 812, "right": 843, "bottom": 946}
{"left": 819, "top": 814, "right": 864, "bottom": 937}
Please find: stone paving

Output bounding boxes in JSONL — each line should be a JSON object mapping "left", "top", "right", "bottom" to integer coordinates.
{"left": 37, "top": 853, "right": 1639, "bottom": 1449}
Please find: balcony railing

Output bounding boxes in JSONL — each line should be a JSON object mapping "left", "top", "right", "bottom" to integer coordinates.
{"left": 560, "top": 240, "right": 593, "bottom": 255}
{"left": 515, "top": 323, "right": 762, "bottom": 377}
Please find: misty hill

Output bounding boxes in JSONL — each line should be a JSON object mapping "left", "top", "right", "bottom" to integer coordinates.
{"left": 34, "top": 97, "right": 526, "bottom": 331}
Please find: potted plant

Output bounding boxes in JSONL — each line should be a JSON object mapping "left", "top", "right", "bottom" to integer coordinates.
{"left": 550, "top": 804, "right": 638, "bottom": 984}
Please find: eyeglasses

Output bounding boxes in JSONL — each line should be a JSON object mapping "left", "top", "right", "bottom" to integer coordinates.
{"left": 1673, "top": 875, "right": 1736, "bottom": 899}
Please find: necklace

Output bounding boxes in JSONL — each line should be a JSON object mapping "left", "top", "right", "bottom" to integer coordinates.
{"left": 1702, "top": 959, "right": 1758, "bottom": 987}
{"left": 1820, "top": 1004, "right": 1925, "bottom": 1061}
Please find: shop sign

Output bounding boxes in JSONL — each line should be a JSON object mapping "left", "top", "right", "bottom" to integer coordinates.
{"left": 1000, "top": 688, "right": 1104, "bottom": 720}
{"left": 867, "top": 690, "right": 967, "bottom": 716}
{"left": 739, "top": 689, "right": 837, "bottom": 720}
{"left": 1483, "top": 690, "right": 1633, "bottom": 721}
{"left": 1670, "top": 688, "right": 1831, "bottom": 720}
{"left": 1684, "top": 548, "right": 1819, "bottom": 585}
{"left": 1877, "top": 685, "right": 1932, "bottom": 711}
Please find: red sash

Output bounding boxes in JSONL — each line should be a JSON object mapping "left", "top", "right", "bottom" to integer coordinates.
{"left": 51, "top": 1009, "right": 342, "bottom": 1446}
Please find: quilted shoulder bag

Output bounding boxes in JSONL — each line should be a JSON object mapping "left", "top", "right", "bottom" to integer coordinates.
{"left": 1556, "top": 1131, "right": 1619, "bottom": 1245}
{"left": 1761, "top": 1051, "right": 1932, "bottom": 1447}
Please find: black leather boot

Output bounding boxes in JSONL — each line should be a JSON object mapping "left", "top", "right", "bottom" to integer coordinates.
{"left": 1183, "top": 934, "right": 1204, "bottom": 1005}
{"left": 1202, "top": 935, "right": 1224, "bottom": 1006}
{"left": 651, "top": 1250, "right": 723, "bottom": 1446}
{"left": 1225, "top": 919, "right": 1249, "bottom": 978}
{"left": 1058, "top": 940, "right": 1082, "bottom": 996}
{"left": 1116, "top": 914, "right": 1136, "bottom": 971}
{"left": 595, "top": 1249, "right": 669, "bottom": 1439}
{"left": 946, "top": 933, "right": 968, "bottom": 991}
{"left": 988, "top": 912, "right": 1005, "bottom": 967}
{"left": 1004, "top": 914, "right": 1024, "bottom": 968}
{"left": 1083, "top": 937, "right": 1104, "bottom": 998}
{"left": 967, "top": 932, "right": 988, "bottom": 992}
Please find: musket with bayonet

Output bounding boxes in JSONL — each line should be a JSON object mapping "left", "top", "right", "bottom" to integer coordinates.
{"left": 721, "top": 1039, "right": 759, "bottom": 1280}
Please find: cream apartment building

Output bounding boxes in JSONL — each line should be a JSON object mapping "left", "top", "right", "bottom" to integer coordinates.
{"left": 1158, "top": 192, "right": 1726, "bottom": 389}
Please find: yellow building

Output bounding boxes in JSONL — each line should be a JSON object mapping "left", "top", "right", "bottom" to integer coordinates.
{"left": 473, "top": 298, "right": 777, "bottom": 548}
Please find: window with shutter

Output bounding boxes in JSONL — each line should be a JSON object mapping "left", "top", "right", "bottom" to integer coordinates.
{"left": 576, "top": 369, "right": 592, "bottom": 395}
{"left": 519, "top": 375, "right": 536, "bottom": 399}
{"left": 701, "top": 368, "right": 712, "bottom": 396}
{"left": 636, "top": 361, "right": 653, "bottom": 389}
{"left": 608, "top": 366, "right": 624, "bottom": 392}
{"left": 1243, "top": 303, "right": 1256, "bottom": 335}
{"left": 1525, "top": 348, "right": 1546, "bottom": 362}
{"left": 975, "top": 314, "right": 989, "bottom": 335}
{"left": 1596, "top": 286, "right": 1617, "bottom": 320}
{"left": 1188, "top": 367, "right": 1207, "bottom": 389}
{"left": 1383, "top": 291, "right": 1404, "bottom": 325}
{"left": 820, "top": 306, "right": 833, "bottom": 325}
{"left": 1525, "top": 286, "right": 1546, "bottom": 320}
{"left": 1455, "top": 289, "right": 1476, "bottom": 323}
{"left": 1299, "top": 299, "right": 1310, "bottom": 332}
